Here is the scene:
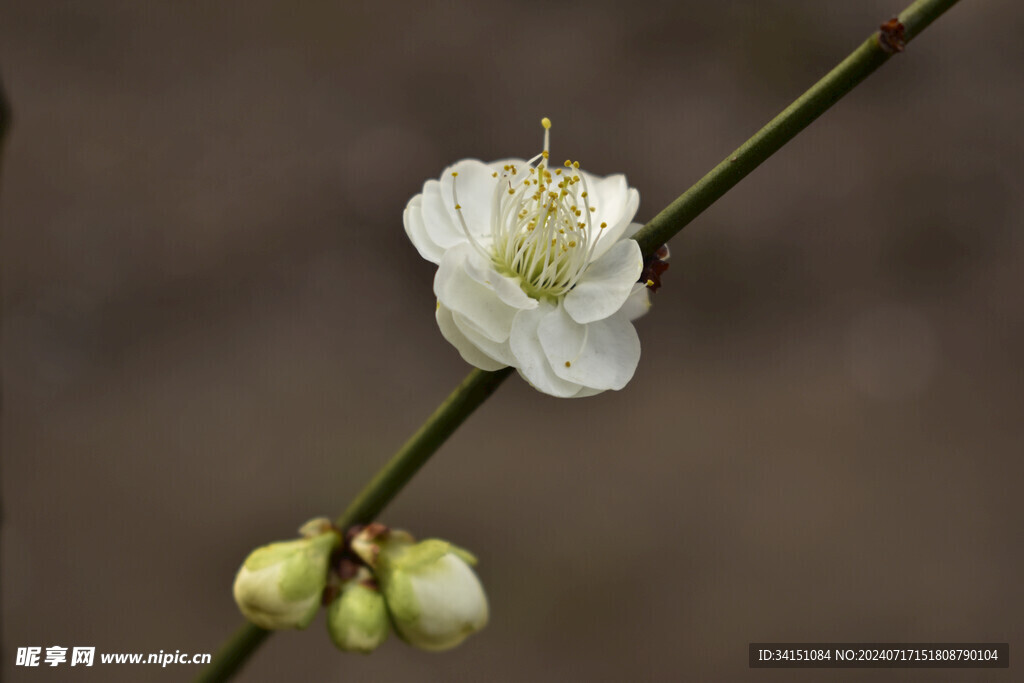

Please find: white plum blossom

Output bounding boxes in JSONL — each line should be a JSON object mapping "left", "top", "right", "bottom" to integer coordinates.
{"left": 404, "top": 118, "right": 651, "bottom": 397}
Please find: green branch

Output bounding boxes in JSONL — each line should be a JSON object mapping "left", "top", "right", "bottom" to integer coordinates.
{"left": 198, "top": 0, "right": 961, "bottom": 679}
{"left": 196, "top": 626, "right": 270, "bottom": 683}
{"left": 333, "top": 367, "right": 514, "bottom": 530}
{"left": 195, "top": 368, "right": 512, "bottom": 683}
{"left": 634, "top": 0, "right": 960, "bottom": 258}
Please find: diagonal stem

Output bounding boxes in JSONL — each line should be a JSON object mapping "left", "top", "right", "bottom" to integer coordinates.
{"left": 332, "top": 367, "right": 514, "bottom": 530}
{"left": 196, "top": 368, "right": 512, "bottom": 683}
{"left": 198, "top": 0, "right": 961, "bottom": 679}
{"left": 634, "top": 0, "right": 960, "bottom": 258}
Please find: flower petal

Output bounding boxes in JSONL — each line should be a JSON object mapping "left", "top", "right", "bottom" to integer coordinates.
{"left": 581, "top": 171, "right": 628, "bottom": 218}
{"left": 461, "top": 249, "right": 537, "bottom": 311}
{"left": 421, "top": 179, "right": 473, "bottom": 251}
{"left": 434, "top": 244, "right": 518, "bottom": 342}
{"left": 508, "top": 302, "right": 583, "bottom": 398}
{"left": 403, "top": 194, "right": 445, "bottom": 264}
{"left": 539, "top": 304, "right": 641, "bottom": 391}
{"left": 619, "top": 282, "right": 652, "bottom": 322}
{"left": 435, "top": 304, "right": 507, "bottom": 371}
{"left": 579, "top": 172, "right": 640, "bottom": 260}
{"left": 439, "top": 159, "right": 524, "bottom": 240}
{"left": 623, "top": 221, "right": 644, "bottom": 239}
{"left": 594, "top": 188, "right": 640, "bottom": 260}
{"left": 451, "top": 311, "right": 518, "bottom": 367}
{"left": 564, "top": 239, "right": 643, "bottom": 324}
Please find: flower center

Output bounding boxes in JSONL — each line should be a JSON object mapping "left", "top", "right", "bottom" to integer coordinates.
{"left": 452, "top": 118, "right": 605, "bottom": 300}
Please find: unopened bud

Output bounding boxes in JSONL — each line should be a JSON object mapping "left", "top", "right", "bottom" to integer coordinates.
{"left": 326, "top": 567, "right": 389, "bottom": 653}
{"left": 232, "top": 518, "right": 340, "bottom": 630}
{"left": 353, "top": 528, "right": 488, "bottom": 651}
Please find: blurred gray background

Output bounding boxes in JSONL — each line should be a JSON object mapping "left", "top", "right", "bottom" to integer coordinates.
{"left": 2, "top": 1, "right": 1022, "bottom": 681}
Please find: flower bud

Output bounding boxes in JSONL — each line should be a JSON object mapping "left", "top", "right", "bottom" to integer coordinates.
{"left": 326, "top": 567, "right": 389, "bottom": 653}
{"left": 232, "top": 518, "right": 340, "bottom": 630}
{"left": 353, "top": 528, "right": 488, "bottom": 651}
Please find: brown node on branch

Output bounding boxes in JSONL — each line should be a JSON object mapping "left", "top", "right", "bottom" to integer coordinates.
{"left": 323, "top": 526, "right": 382, "bottom": 604}
{"left": 336, "top": 556, "right": 362, "bottom": 582}
{"left": 640, "top": 244, "right": 671, "bottom": 292}
{"left": 321, "top": 584, "right": 340, "bottom": 606}
{"left": 878, "top": 17, "right": 906, "bottom": 54}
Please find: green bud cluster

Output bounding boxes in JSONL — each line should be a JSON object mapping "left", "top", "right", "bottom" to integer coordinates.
{"left": 232, "top": 518, "right": 488, "bottom": 654}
